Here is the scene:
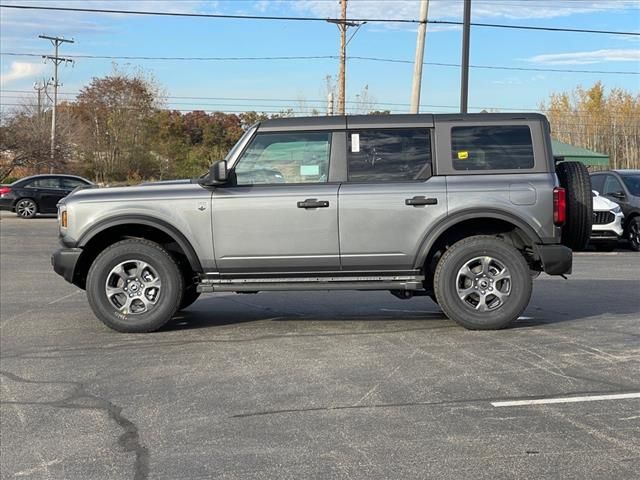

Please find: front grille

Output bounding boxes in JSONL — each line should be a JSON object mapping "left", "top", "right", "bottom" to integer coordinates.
{"left": 593, "top": 211, "right": 615, "bottom": 225}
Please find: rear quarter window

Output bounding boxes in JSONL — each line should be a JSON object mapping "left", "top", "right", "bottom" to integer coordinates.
{"left": 451, "top": 125, "right": 534, "bottom": 171}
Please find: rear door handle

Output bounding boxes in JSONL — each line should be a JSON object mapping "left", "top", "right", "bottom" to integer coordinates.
{"left": 405, "top": 196, "right": 438, "bottom": 206}
{"left": 297, "top": 198, "right": 330, "bottom": 209}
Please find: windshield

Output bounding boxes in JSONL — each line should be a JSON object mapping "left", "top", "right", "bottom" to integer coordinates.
{"left": 621, "top": 174, "right": 640, "bottom": 196}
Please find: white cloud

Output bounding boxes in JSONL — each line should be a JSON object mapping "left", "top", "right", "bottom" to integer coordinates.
{"left": 0, "top": 62, "right": 47, "bottom": 86}
{"left": 527, "top": 49, "right": 640, "bottom": 65}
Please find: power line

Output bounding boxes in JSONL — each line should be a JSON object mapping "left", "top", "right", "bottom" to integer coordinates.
{"left": 1, "top": 4, "right": 638, "bottom": 36}
{"left": 2, "top": 52, "right": 637, "bottom": 76}
{"left": 3, "top": 90, "right": 639, "bottom": 117}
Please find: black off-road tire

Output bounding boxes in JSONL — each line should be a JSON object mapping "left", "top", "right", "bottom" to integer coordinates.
{"left": 86, "top": 239, "right": 183, "bottom": 333}
{"left": 179, "top": 285, "right": 201, "bottom": 310}
{"left": 433, "top": 235, "right": 532, "bottom": 330}
{"left": 15, "top": 198, "right": 38, "bottom": 218}
{"left": 627, "top": 217, "right": 640, "bottom": 252}
{"left": 556, "top": 161, "right": 592, "bottom": 251}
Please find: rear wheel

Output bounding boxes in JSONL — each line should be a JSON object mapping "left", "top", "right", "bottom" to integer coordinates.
{"left": 627, "top": 217, "right": 640, "bottom": 252}
{"left": 86, "top": 239, "right": 183, "bottom": 333}
{"left": 555, "top": 161, "right": 592, "bottom": 251}
{"left": 15, "top": 198, "right": 37, "bottom": 218}
{"left": 434, "top": 235, "right": 532, "bottom": 330}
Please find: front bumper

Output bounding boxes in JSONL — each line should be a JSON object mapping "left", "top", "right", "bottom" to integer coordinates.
{"left": 534, "top": 244, "right": 572, "bottom": 275}
{"left": 51, "top": 248, "right": 82, "bottom": 284}
{"left": 591, "top": 210, "right": 624, "bottom": 239}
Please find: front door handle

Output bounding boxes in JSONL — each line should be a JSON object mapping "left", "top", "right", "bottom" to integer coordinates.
{"left": 297, "top": 198, "right": 330, "bottom": 209}
{"left": 405, "top": 196, "right": 438, "bottom": 206}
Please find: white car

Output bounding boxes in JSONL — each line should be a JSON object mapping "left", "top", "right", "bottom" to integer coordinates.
{"left": 591, "top": 191, "right": 624, "bottom": 251}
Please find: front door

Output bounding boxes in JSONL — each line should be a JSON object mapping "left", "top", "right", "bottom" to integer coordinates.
{"left": 212, "top": 131, "right": 340, "bottom": 273}
{"left": 338, "top": 127, "right": 447, "bottom": 271}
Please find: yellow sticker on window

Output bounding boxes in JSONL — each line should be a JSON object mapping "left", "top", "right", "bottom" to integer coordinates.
{"left": 457, "top": 151, "right": 469, "bottom": 160}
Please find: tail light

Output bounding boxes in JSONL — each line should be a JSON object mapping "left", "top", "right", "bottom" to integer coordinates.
{"left": 553, "top": 186, "right": 566, "bottom": 226}
{"left": 0, "top": 187, "right": 11, "bottom": 197}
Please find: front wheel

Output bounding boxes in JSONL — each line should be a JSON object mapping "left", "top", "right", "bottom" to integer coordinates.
{"left": 627, "top": 217, "right": 640, "bottom": 252}
{"left": 433, "top": 236, "right": 532, "bottom": 330}
{"left": 86, "top": 239, "right": 183, "bottom": 333}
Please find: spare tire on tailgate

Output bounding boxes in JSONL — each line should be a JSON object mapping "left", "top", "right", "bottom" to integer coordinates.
{"left": 556, "top": 161, "right": 592, "bottom": 251}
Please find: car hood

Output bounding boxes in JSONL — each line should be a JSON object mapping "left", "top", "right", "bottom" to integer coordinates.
{"left": 593, "top": 195, "right": 619, "bottom": 212}
{"left": 62, "top": 181, "right": 206, "bottom": 205}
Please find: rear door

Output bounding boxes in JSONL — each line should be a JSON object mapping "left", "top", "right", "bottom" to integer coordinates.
{"left": 26, "top": 177, "right": 63, "bottom": 212}
{"left": 212, "top": 130, "right": 341, "bottom": 273}
{"left": 338, "top": 123, "right": 447, "bottom": 271}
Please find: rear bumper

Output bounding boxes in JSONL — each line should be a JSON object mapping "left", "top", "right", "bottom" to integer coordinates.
{"left": 0, "top": 198, "right": 13, "bottom": 211}
{"left": 534, "top": 244, "right": 572, "bottom": 275}
{"left": 51, "top": 248, "right": 82, "bottom": 284}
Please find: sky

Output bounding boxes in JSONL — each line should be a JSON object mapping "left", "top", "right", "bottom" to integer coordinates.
{"left": 1, "top": 0, "right": 639, "bottom": 116}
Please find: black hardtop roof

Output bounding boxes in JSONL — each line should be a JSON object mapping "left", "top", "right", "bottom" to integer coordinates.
{"left": 257, "top": 112, "right": 547, "bottom": 131}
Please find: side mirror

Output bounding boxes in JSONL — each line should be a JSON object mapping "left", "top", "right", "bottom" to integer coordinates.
{"left": 199, "top": 160, "right": 228, "bottom": 186}
{"left": 610, "top": 191, "right": 626, "bottom": 201}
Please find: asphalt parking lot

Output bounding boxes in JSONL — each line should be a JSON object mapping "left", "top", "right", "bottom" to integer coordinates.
{"left": 1, "top": 210, "right": 639, "bottom": 480}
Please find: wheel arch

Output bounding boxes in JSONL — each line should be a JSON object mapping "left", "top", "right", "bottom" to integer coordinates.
{"left": 414, "top": 209, "right": 543, "bottom": 274}
{"left": 73, "top": 215, "right": 202, "bottom": 289}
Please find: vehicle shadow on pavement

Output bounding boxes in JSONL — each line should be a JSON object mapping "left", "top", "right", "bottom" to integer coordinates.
{"left": 161, "top": 278, "right": 639, "bottom": 333}
{"left": 512, "top": 279, "right": 640, "bottom": 329}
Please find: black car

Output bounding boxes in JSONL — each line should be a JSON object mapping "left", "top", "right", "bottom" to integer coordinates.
{"left": 0, "top": 174, "right": 93, "bottom": 218}
{"left": 590, "top": 169, "right": 640, "bottom": 251}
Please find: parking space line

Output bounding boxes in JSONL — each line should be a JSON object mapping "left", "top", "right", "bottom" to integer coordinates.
{"left": 491, "top": 392, "right": 640, "bottom": 407}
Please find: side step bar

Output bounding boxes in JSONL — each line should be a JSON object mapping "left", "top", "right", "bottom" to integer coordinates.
{"left": 197, "top": 274, "right": 425, "bottom": 293}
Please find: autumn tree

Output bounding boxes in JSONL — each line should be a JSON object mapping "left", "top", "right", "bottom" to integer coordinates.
{"left": 73, "top": 70, "right": 162, "bottom": 183}
{"left": 0, "top": 96, "right": 76, "bottom": 181}
{"left": 541, "top": 82, "right": 640, "bottom": 169}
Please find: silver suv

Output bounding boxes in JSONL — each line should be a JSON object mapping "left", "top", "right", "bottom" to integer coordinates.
{"left": 52, "top": 113, "right": 592, "bottom": 333}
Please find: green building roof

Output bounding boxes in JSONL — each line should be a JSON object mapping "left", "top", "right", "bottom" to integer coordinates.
{"left": 551, "top": 139, "right": 609, "bottom": 167}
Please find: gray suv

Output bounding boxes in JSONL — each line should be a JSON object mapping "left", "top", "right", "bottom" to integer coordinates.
{"left": 52, "top": 113, "right": 591, "bottom": 333}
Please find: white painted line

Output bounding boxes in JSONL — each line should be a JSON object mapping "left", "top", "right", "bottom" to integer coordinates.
{"left": 491, "top": 392, "right": 640, "bottom": 407}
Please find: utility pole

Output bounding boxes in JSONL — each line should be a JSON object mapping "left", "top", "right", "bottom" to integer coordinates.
{"left": 460, "top": 0, "right": 471, "bottom": 113}
{"left": 40, "top": 34, "right": 74, "bottom": 166}
{"left": 327, "top": 91, "right": 334, "bottom": 116}
{"left": 410, "top": 0, "right": 430, "bottom": 114}
{"left": 328, "top": 0, "right": 362, "bottom": 115}
{"left": 337, "top": 0, "right": 348, "bottom": 115}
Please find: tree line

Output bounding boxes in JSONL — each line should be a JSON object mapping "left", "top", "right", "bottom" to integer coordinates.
{"left": 541, "top": 82, "right": 639, "bottom": 170}
{"left": 1, "top": 73, "right": 637, "bottom": 183}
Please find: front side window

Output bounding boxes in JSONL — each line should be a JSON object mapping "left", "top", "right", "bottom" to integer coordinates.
{"left": 347, "top": 128, "right": 432, "bottom": 182}
{"left": 602, "top": 175, "right": 624, "bottom": 195}
{"left": 234, "top": 132, "right": 331, "bottom": 185}
{"left": 451, "top": 125, "right": 534, "bottom": 171}
{"left": 61, "top": 178, "right": 88, "bottom": 189}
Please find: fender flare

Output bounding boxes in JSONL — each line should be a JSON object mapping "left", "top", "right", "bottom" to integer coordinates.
{"left": 78, "top": 214, "right": 203, "bottom": 272}
{"left": 413, "top": 208, "right": 543, "bottom": 269}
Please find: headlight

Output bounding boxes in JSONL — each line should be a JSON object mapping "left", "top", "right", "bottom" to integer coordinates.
{"left": 612, "top": 206, "right": 622, "bottom": 214}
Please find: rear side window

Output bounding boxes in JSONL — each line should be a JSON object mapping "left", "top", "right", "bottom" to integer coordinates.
{"left": 347, "top": 128, "right": 432, "bottom": 182}
{"left": 27, "top": 178, "right": 61, "bottom": 188}
{"left": 451, "top": 125, "right": 534, "bottom": 171}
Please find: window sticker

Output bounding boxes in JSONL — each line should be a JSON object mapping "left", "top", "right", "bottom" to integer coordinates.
{"left": 300, "top": 165, "right": 320, "bottom": 176}
{"left": 351, "top": 133, "right": 360, "bottom": 153}
{"left": 457, "top": 151, "right": 469, "bottom": 160}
